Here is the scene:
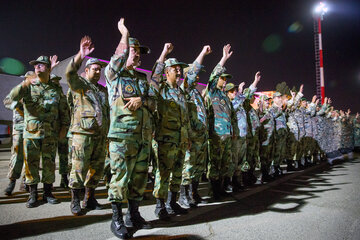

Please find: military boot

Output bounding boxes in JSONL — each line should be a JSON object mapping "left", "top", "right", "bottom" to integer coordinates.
{"left": 4, "top": 178, "right": 16, "bottom": 196}
{"left": 209, "top": 179, "right": 221, "bottom": 201}
{"left": 26, "top": 184, "right": 39, "bottom": 208}
{"left": 154, "top": 198, "right": 169, "bottom": 220}
{"left": 261, "top": 167, "right": 273, "bottom": 183}
{"left": 125, "top": 200, "right": 152, "bottom": 229}
{"left": 165, "top": 191, "right": 188, "bottom": 215}
{"left": 70, "top": 189, "right": 82, "bottom": 216}
{"left": 179, "top": 185, "right": 196, "bottom": 208}
{"left": 111, "top": 202, "right": 130, "bottom": 239}
{"left": 83, "top": 187, "right": 102, "bottom": 210}
{"left": 286, "top": 159, "right": 297, "bottom": 172}
{"left": 222, "top": 177, "right": 233, "bottom": 192}
{"left": 190, "top": 181, "right": 207, "bottom": 204}
{"left": 60, "top": 174, "right": 69, "bottom": 188}
{"left": 43, "top": 183, "right": 59, "bottom": 204}
{"left": 232, "top": 176, "right": 243, "bottom": 192}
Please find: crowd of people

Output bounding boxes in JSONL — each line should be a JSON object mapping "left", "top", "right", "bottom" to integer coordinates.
{"left": 3, "top": 18, "right": 360, "bottom": 239}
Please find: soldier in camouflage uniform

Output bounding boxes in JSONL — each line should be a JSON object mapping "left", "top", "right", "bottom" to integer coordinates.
{"left": 204, "top": 44, "right": 236, "bottom": 200}
{"left": 179, "top": 45, "right": 212, "bottom": 208}
{"left": 6, "top": 55, "right": 70, "bottom": 208}
{"left": 50, "top": 73, "right": 70, "bottom": 188}
{"left": 242, "top": 72, "right": 261, "bottom": 185}
{"left": 66, "top": 36, "right": 109, "bottom": 216}
{"left": 151, "top": 43, "right": 191, "bottom": 218}
{"left": 353, "top": 113, "right": 360, "bottom": 152}
{"left": 225, "top": 81, "right": 246, "bottom": 191}
{"left": 3, "top": 71, "right": 36, "bottom": 195}
{"left": 105, "top": 19, "right": 153, "bottom": 238}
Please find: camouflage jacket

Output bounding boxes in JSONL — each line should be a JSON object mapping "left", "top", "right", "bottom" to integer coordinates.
{"left": 298, "top": 103, "right": 316, "bottom": 138}
{"left": 66, "top": 89, "right": 74, "bottom": 138}
{"left": 205, "top": 64, "right": 237, "bottom": 138}
{"left": 151, "top": 62, "right": 191, "bottom": 144}
{"left": 286, "top": 92, "right": 303, "bottom": 140}
{"left": 243, "top": 86, "right": 260, "bottom": 136}
{"left": 66, "top": 58, "right": 109, "bottom": 136}
{"left": 6, "top": 79, "right": 70, "bottom": 139}
{"left": 3, "top": 94, "right": 24, "bottom": 134}
{"left": 181, "top": 61, "right": 208, "bottom": 139}
{"left": 353, "top": 117, "right": 360, "bottom": 147}
{"left": 260, "top": 108, "right": 275, "bottom": 146}
{"left": 105, "top": 45, "right": 154, "bottom": 142}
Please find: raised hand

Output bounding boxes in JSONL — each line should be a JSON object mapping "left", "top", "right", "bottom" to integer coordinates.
{"left": 311, "top": 95, "right": 317, "bottom": 103}
{"left": 163, "top": 43, "right": 173, "bottom": 56}
{"left": 50, "top": 55, "right": 59, "bottom": 70}
{"left": 324, "top": 97, "right": 328, "bottom": 104}
{"left": 356, "top": 112, "right": 359, "bottom": 119}
{"left": 315, "top": 99, "right": 319, "bottom": 105}
{"left": 299, "top": 84, "right": 304, "bottom": 93}
{"left": 238, "top": 81, "right": 245, "bottom": 93}
{"left": 202, "top": 45, "right": 212, "bottom": 55}
{"left": 118, "top": 18, "right": 129, "bottom": 36}
{"left": 79, "top": 36, "right": 95, "bottom": 59}
{"left": 254, "top": 71, "right": 261, "bottom": 83}
{"left": 290, "top": 90, "right": 296, "bottom": 98}
{"left": 222, "top": 44, "right": 233, "bottom": 60}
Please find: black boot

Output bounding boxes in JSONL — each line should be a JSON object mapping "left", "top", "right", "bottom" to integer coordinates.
{"left": 125, "top": 200, "right": 152, "bottom": 229}
{"left": 60, "top": 174, "right": 69, "bottom": 188}
{"left": 209, "top": 179, "right": 221, "bottom": 201}
{"left": 222, "top": 177, "right": 233, "bottom": 192}
{"left": 179, "top": 185, "right": 196, "bottom": 208}
{"left": 165, "top": 191, "right": 188, "bottom": 215}
{"left": 232, "top": 176, "right": 243, "bottom": 192}
{"left": 154, "top": 198, "right": 169, "bottom": 220}
{"left": 110, "top": 202, "right": 130, "bottom": 239}
{"left": 83, "top": 187, "right": 102, "bottom": 210}
{"left": 4, "top": 179, "right": 16, "bottom": 196}
{"left": 273, "top": 165, "right": 282, "bottom": 177}
{"left": 286, "top": 160, "right": 296, "bottom": 172}
{"left": 43, "top": 183, "right": 59, "bottom": 204}
{"left": 242, "top": 172, "right": 251, "bottom": 186}
{"left": 26, "top": 184, "right": 39, "bottom": 208}
{"left": 191, "top": 181, "right": 207, "bottom": 204}
{"left": 70, "top": 189, "right": 82, "bottom": 216}
{"left": 261, "top": 167, "right": 273, "bottom": 183}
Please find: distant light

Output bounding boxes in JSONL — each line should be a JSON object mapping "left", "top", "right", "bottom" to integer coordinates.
{"left": 0, "top": 57, "right": 25, "bottom": 75}
{"left": 262, "top": 34, "right": 282, "bottom": 53}
{"left": 288, "top": 21, "right": 303, "bottom": 33}
{"left": 314, "top": 2, "right": 329, "bottom": 15}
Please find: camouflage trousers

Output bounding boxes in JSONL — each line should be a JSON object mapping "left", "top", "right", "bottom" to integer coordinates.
{"left": 181, "top": 135, "right": 207, "bottom": 185}
{"left": 260, "top": 143, "right": 273, "bottom": 170}
{"left": 69, "top": 134, "right": 106, "bottom": 189}
{"left": 67, "top": 137, "right": 73, "bottom": 172}
{"left": 150, "top": 139, "right": 159, "bottom": 177}
{"left": 272, "top": 128, "right": 288, "bottom": 165}
{"left": 108, "top": 139, "right": 150, "bottom": 202}
{"left": 153, "top": 141, "right": 186, "bottom": 199}
{"left": 298, "top": 137, "right": 314, "bottom": 159}
{"left": 24, "top": 137, "right": 57, "bottom": 185}
{"left": 57, "top": 137, "right": 69, "bottom": 175}
{"left": 7, "top": 133, "right": 24, "bottom": 180}
{"left": 231, "top": 136, "right": 247, "bottom": 177}
{"left": 207, "top": 135, "right": 232, "bottom": 180}
{"left": 286, "top": 132, "right": 297, "bottom": 161}
{"left": 244, "top": 132, "right": 260, "bottom": 172}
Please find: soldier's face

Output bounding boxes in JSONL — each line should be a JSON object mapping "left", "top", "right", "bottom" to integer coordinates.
{"left": 217, "top": 77, "right": 227, "bottom": 89}
{"left": 263, "top": 99, "right": 270, "bottom": 108}
{"left": 85, "top": 64, "right": 101, "bottom": 82}
{"left": 301, "top": 101, "right": 307, "bottom": 108}
{"left": 34, "top": 63, "right": 50, "bottom": 76}
{"left": 273, "top": 96, "right": 283, "bottom": 107}
{"left": 166, "top": 65, "right": 181, "bottom": 83}
{"left": 227, "top": 89, "right": 237, "bottom": 101}
{"left": 127, "top": 47, "right": 141, "bottom": 68}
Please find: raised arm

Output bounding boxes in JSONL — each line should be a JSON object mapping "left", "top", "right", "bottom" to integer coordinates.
{"left": 208, "top": 44, "right": 232, "bottom": 90}
{"left": 150, "top": 43, "right": 173, "bottom": 89}
{"left": 186, "top": 45, "right": 212, "bottom": 88}
{"left": 105, "top": 18, "right": 130, "bottom": 82}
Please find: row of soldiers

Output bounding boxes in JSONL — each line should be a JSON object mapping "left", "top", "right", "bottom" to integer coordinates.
{"left": 3, "top": 18, "right": 360, "bottom": 239}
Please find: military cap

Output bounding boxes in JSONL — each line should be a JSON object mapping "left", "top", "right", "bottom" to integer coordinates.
{"left": 29, "top": 56, "right": 50, "bottom": 66}
{"left": 164, "top": 58, "right": 188, "bottom": 68}
{"left": 220, "top": 73, "right": 232, "bottom": 79}
{"left": 129, "top": 37, "right": 150, "bottom": 54}
{"left": 85, "top": 58, "right": 107, "bottom": 68}
{"left": 50, "top": 74, "right": 62, "bottom": 81}
{"left": 301, "top": 97, "right": 307, "bottom": 101}
{"left": 225, "top": 83, "right": 238, "bottom": 92}
{"left": 20, "top": 71, "right": 36, "bottom": 79}
{"left": 273, "top": 92, "right": 282, "bottom": 98}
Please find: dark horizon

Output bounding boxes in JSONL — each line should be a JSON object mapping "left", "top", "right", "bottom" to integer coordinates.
{"left": 1, "top": 0, "right": 359, "bottom": 112}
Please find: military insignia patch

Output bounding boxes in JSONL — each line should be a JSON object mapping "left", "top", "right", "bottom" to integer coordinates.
{"left": 220, "top": 99, "right": 226, "bottom": 105}
{"left": 170, "top": 101, "right": 176, "bottom": 108}
{"left": 125, "top": 85, "right": 134, "bottom": 93}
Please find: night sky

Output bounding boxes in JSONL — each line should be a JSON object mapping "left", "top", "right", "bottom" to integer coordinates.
{"left": 1, "top": 0, "right": 359, "bottom": 112}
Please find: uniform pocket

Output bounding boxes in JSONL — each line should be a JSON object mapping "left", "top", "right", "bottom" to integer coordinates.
{"left": 80, "top": 116, "right": 97, "bottom": 130}
{"left": 26, "top": 120, "right": 42, "bottom": 132}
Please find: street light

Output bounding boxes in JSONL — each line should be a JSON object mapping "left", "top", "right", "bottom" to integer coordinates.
{"left": 313, "top": 2, "right": 328, "bottom": 104}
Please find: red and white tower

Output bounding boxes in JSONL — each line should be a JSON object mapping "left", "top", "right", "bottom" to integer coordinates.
{"left": 313, "top": 2, "right": 328, "bottom": 104}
